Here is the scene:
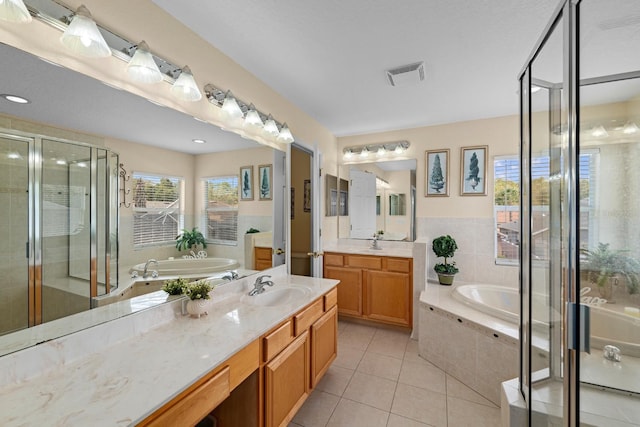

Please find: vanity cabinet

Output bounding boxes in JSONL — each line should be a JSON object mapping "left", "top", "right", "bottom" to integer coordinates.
{"left": 262, "top": 287, "right": 338, "bottom": 427}
{"left": 254, "top": 246, "right": 273, "bottom": 270}
{"left": 324, "top": 252, "right": 412, "bottom": 328}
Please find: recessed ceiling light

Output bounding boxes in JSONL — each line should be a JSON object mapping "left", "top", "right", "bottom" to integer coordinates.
{"left": 1, "top": 94, "right": 30, "bottom": 104}
{"left": 7, "top": 152, "right": 21, "bottom": 159}
{"left": 56, "top": 159, "right": 67, "bottom": 165}
{"left": 192, "top": 139, "right": 206, "bottom": 144}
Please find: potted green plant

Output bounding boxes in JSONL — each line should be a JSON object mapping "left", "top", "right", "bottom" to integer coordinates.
{"left": 581, "top": 242, "right": 640, "bottom": 300}
{"left": 175, "top": 227, "right": 207, "bottom": 252}
{"left": 184, "top": 279, "right": 214, "bottom": 318}
{"left": 161, "top": 277, "right": 189, "bottom": 295}
{"left": 432, "top": 235, "right": 459, "bottom": 286}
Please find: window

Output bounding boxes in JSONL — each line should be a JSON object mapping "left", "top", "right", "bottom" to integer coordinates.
{"left": 494, "top": 151, "right": 597, "bottom": 264}
{"left": 132, "top": 173, "right": 183, "bottom": 247}
{"left": 203, "top": 176, "right": 239, "bottom": 245}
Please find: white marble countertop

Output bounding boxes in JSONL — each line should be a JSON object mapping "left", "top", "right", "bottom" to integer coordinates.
{"left": 0, "top": 270, "right": 338, "bottom": 426}
{"left": 323, "top": 238, "right": 415, "bottom": 258}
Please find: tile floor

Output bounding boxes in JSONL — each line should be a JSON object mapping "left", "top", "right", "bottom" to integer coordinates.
{"left": 289, "top": 320, "right": 501, "bottom": 427}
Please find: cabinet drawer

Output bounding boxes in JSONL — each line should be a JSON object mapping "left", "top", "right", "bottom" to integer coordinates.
{"left": 263, "top": 320, "right": 294, "bottom": 362}
{"left": 294, "top": 298, "right": 324, "bottom": 336}
{"left": 386, "top": 257, "right": 412, "bottom": 273}
{"left": 324, "top": 253, "right": 344, "bottom": 266}
{"left": 150, "top": 366, "right": 230, "bottom": 427}
{"left": 324, "top": 287, "right": 338, "bottom": 311}
{"left": 347, "top": 255, "right": 382, "bottom": 270}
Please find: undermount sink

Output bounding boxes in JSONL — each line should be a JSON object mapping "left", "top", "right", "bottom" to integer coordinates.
{"left": 241, "top": 286, "right": 310, "bottom": 307}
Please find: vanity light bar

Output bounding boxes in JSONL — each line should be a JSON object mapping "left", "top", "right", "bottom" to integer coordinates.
{"left": 343, "top": 141, "right": 410, "bottom": 157}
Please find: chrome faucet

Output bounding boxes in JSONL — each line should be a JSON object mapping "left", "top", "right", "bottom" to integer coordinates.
{"left": 248, "top": 275, "right": 274, "bottom": 296}
{"left": 222, "top": 271, "right": 239, "bottom": 281}
{"left": 142, "top": 259, "right": 158, "bottom": 279}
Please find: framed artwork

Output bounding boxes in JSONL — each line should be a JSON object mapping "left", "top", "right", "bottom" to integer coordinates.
{"left": 239, "top": 166, "right": 253, "bottom": 200}
{"left": 303, "top": 179, "right": 311, "bottom": 212}
{"left": 258, "top": 164, "right": 272, "bottom": 200}
{"left": 291, "top": 187, "right": 295, "bottom": 219}
{"left": 460, "top": 145, "right": 488, "bottom": 196}
{"left": 425, "top": 149, "right": 449, "bottom": 197}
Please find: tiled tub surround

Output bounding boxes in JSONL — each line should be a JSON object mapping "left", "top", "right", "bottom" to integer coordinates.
{"left": 322, "top": 239, "right": 426, "bottom": 338}
{"left": 416, "top": 216, "right": 519, "bottom": 286}
{"left": 420, "top": 284, "right": 534, "bottom": 406}
{"left": 0, "top": 266, "right": 338, "bottom": 426}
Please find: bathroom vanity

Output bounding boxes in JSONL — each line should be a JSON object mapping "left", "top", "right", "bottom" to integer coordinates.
{"left": 322, "top": 240, "right": 426, "bottom": 332}
{"left": 0, "top": 268, "right": 338, "bottom": 427}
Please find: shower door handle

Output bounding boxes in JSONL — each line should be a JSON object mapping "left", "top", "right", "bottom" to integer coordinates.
{"left": 567, "top": 302, "right": 590, "bottom": 353}
{"left": 25, "top": 241, "right": 29, "bottom": 259}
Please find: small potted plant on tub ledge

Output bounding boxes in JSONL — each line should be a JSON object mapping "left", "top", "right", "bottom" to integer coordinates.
{"left": 432, "top": 234, "right": 459, "bottom": 286}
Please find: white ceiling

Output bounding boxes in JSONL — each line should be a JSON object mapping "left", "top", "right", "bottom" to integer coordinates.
{"left": 152, "top": 0, "right": 560, "bottom": 136}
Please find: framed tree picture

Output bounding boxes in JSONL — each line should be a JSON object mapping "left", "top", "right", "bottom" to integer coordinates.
{"left": 258, "top": 164, "right": 272, "bottom": 200}
{"left": 460, "top": 145, "right": 488, "bottom": 196}
{"left": 239, "top": 166, "right": 253, "bottom": 200}
{"left": 425, "top": 149, "right": 449, "bottom": 197}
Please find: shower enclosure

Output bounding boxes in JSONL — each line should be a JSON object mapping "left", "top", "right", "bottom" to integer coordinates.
{"left": 0, "top": 129, "right": 118, "bottom": 335}
{"left": 519, "top": 0, "right": 640, "bottom": 425}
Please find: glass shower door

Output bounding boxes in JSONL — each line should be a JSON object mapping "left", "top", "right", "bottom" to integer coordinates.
{"left": 0, "top": 134, "right": 31, "bottom": 334}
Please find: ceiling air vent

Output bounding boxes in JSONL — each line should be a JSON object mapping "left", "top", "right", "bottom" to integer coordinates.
{"left": 385, "top": 61, "right": 425, "bottom": 87}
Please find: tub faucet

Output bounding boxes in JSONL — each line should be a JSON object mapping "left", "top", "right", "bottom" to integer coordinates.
{"left": 603, "top": 345, "right": 621, "bottom": 362}
{"left": 370, "top": 234, "right": 381, "bottom": 250}
{"left": 222, "top": 271, "right": 239, "bottom": 281}
{"left": 249, "top": 275, "right": 274, "bottom": 296}
{"left": 142, "top": 259, "right": 158, "bottom": 279}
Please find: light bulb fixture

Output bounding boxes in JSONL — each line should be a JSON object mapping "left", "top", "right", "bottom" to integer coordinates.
{"left": 263, "top": 114, "right": 280, "bottom": 138}
{"left": 76, "top": 162, "right": 88, "bottom": 168}
{"left": 276, "top": 123, "right": 294, "bottom": 144}
{"left": 591, "top": 124, "right": 608, "bottom": 138}
{"left": 170, "top": 66, "right": 202, "bottom": 102}
{"left": 0, "top": 0, "right": 32, "bottom": 23}
{"left": 56, "top": 159, "right": 67, "bottom": 165}
{"left": 126, "top": 41, "right": 162, "bottom": 84}
{"left": 221, "top": 91, "right": 244, "bottom": 121}
{"left": 60, "top": 5, "right": 111, "bottom": 58}
{"left": 1, "top": 93, "right": 29, "bottom": 104}
{"left": 342, "top": 141, "right": 410, "bottom": 162}
{"left": 192, "top": 139, "right": 206, "bottom": 144}
{"left": 7, "top": 152, "right": 21, "bottom": 159}
{"left": 243, "top": 104, "right": 264, "bottom": 130}
{"left": 623, "top": 122, "right": 639, "bottom": 135}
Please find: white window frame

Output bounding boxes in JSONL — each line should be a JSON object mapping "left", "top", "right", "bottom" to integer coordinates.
{"left": 202, "top": 175, "right": 239, "bottom": 246}
{"left": 132, "top": 172, "right": 184, "bottom": 248}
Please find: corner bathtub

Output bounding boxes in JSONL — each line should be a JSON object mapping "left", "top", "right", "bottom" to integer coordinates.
{"left": 129, "top": 257, "right": 240, "bottom": 277}
{"left": 452, "top": 284, "right": 640, "bottom": 357}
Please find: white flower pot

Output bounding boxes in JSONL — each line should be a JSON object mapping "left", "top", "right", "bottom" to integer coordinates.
{"left": 186, "top": 299, "right": 209, "bottom": 318}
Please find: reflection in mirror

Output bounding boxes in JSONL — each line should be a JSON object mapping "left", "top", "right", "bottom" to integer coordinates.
{"left": 339, "top": 159, "right": 417, "bottom": 241}
{"left": 0, "top": 42, "right": 283, "bottom": 356}
{"left": 325, "top": 174, "right": 337, "bottom": 216}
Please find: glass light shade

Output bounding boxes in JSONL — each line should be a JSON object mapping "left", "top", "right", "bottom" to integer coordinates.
{"left": 263, "top": 114, "right": 280, "bottom": 138}
{"left": 360, "top": 147, "right": 370, "bottom": 158}
{"left": 60, "top": 5, "right": 111, "bottom": 58}
{"left": 591, "top": 125, "right": 608, "bottom": 138}
{"left": 344, "top": 150, "right": 353, "bottom": 159}
{"left": 221, "top": 91, "right": 244, "bottom": 121}
{"left": 376, "top": 146, "right": 386, "bottom": 157}
{"left": 394, "top": 144, "right": 405, "bottom": 154}
{"left": 276, "top": 123, "right": 294, "bottom": 144}
{"left": 126, "top": 41, "right": 162, "bottom": 84}
{"left": 170, "top": 66, "right": 202, "bottom": 102}
{"left": 0, "top": 0, "right": 32, "bottom": 23}
{"left": 623, "top": 122, "right": 639, "bottom": 135}
{"left": 243, "top": 104, "right": 263, "bottom": 129}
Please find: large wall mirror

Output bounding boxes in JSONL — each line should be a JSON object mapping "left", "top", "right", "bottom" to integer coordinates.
{"left": 338, "top": 159, "right": 417, "bottom": 241}
{"left": 0, "top": 42, "right": 285, "bottom": 356}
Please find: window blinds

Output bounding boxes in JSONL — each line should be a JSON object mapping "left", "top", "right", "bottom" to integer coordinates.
{"left": 132, "top": 173, "right": 182, "bottom": 247}
{"left": 203, "top": 176, "right": 239, "bottom": 245}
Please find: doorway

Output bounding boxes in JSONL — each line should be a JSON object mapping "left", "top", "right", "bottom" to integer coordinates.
{"left": 290, "top": 144, "right": 315, "bottom": 276}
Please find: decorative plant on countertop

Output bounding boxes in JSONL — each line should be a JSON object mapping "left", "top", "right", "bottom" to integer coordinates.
{"left": 175, "top": 227, "right": 207, "bottom": 252}
{"left": 186, "top": 279, "right": 214, "bottom": 300}
{"left": 581, "top": 242, "right": 640, "bottom": 299}
{"left": 432, "top": 234, "right": 459, "bottom": 286}
{"left": 184, "top": 279, "right": 215, "bottom": 318}
{"left": 161, "top": 277, "right": 189, "bottom": 296}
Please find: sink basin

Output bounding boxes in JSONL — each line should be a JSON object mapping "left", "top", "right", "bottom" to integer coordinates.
{"left": 241, "top": 286, "right": 310, "bottom": 307}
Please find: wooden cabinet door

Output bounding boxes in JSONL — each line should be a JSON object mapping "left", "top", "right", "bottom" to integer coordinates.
{"left": 310, "top": 306, "right": 338, "bottom": 388}
{"left": 364, "top": 270, "right": 412, "bottom": 327}
{"left": 324, "top": 266, "right": 362, "bottom": 316}
{"left": 255, "top": 247, "right": 272, "bottom": 270}
{"left": 265, "top": 331, "right": 310, "bottom": 427}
